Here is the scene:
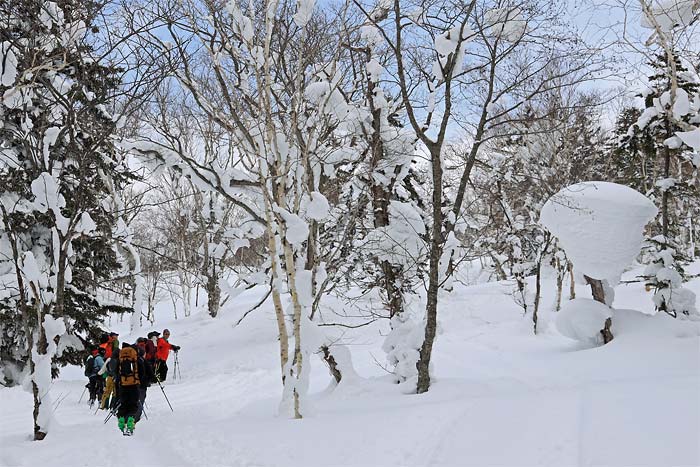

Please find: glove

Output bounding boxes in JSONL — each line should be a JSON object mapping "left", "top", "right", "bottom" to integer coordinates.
{"left": 172, "top": 345, "right": 181, "bottom": 352}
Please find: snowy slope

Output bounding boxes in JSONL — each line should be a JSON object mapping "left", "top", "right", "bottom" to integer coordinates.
{"left": 1, "top": 266, "right": 699, "bottom": 467}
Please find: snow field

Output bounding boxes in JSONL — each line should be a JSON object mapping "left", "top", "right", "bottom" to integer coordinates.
{"left": 1, "top": 266, "right": 699, "bottom": 467}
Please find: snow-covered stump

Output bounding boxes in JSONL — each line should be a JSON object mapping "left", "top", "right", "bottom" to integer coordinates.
{"left": 556, "top": 298, "right": 613, "bottom": 346}
{"left": 540, "top": 182, "right": 657, "bottom": 344}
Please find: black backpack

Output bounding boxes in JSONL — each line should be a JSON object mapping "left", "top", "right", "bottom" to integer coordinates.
{"left": 84, "top": 355, "right": 94, "bottom": 377}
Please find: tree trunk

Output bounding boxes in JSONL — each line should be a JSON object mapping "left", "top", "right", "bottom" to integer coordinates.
{"left": 417, "top": 246, "right": 440, "bottom": 394}
{"left": 206, "top": 266, "right": 220, "bottom": 318}
{"left": 416, "top": 145, "right": 443, "bottom": 394}
{"left": 600, "top": 318, "right": 614, "bottom": 344}
{"left": 32, "top": 308, "right": 49, "bottom": 440}
{"left": 584, "top": 275, "right": 606, "bottom": 303}
{"left": 367, "top": 71, "right": 405, "bottom": 320}
{"left": 383, "top": 262, "right": 403, "bottom": 319}
{"left": 491, "top": 255, "right": 508, "bottom": 281}
{"left": 533, "top": 260, "right": 542, "bottom": 334}
{"left": 555, "top": 257, "right": 564, "bottom": 311}
{"left": 320, "top": 345, "right": 342, "bottom": 384}
{"left": 6, "top": 225, "right": 46, "bottom": 440}
{"left": 183, "top": 280, "right": 192, "bottom": 318}
{"left": 514, "top": 270, "right": 528, "bottom": 315}
{"left": 262, "top": 195, "right": 289, "bottom": 384}
{"left": 661, "top": 145, "right": 670, "bottom": 238}
{"left": 689, "top": 213, "right": 696, "bottom": 259}
{"left": 32, "top": 378, "right": 46, "bottom": 440}
{"left": 584, "top": 275, "right": 614, "bottom": 344}
{"left": 282, "top": 242, "right": 303, "bottom": 419}
{"left": 568, "top": 261, "right": 576, "bottom": 300}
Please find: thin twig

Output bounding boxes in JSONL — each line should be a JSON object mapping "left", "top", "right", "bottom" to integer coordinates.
{"left": 317, "top": 319, "right": 379, "bottom": 329}
{"left": 234, "top": 286, "right": 272, "bottom": 327}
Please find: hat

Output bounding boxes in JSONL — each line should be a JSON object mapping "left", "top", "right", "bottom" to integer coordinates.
{"left": 136, "top": 337, "right": 147, "bottom": 343}
{"left": 109, "top": 332, "right": 119, "bottom": 336}
{"left": 148, "top": 331, "right": 160, "bottom": 338}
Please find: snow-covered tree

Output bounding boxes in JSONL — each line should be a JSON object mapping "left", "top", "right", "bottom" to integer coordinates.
{"left": 353, "top": 0, "right": 607, "bottom": 392}
{"left": 0, "top": 0, "right": 137, "bottom": 439}
{"left": 624, "top": 54, "right": 699, "bottom": 239}
{"left": 625, "top": 1, "right": 700, "bottom": 317}
{"left": 125, "top": 0, "right": 371, "bottom": 418}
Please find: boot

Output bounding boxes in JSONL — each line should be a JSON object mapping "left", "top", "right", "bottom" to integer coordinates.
{"left": 118, "top": 416, "right": 125, "bottom": 432}
{"left": 125, "top": 416, "right": 135, "bottom": 435}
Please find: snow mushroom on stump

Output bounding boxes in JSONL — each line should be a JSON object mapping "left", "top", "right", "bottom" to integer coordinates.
{"left": 540, "top": 181, "right": 658, "bottom": 344}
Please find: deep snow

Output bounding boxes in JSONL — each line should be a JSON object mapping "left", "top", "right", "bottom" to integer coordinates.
{"left": 1, "top": 263, "right": 699, "bottom": 467}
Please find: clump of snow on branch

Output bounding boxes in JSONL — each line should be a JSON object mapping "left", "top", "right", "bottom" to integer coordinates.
{"left": 640, "top": 0, "right": 699, "bottom": 33}
{"left": 677, "top": 127, "right": 700, "bottom": 151}
{"left": 292, "top": 0, "right": 316, "bottom": 27}
{"left": 363, "top": 200, "right": 426, "bottom": 269}
{"left": 484, "top": 7, "right": 527, "bottom": 42}
{"left": 433, "top": 24, "right": 473, "bottom": 81}
{"left": 303, "top": 192, "right": 330, "bottom": 221}
{"left": 274, "top": 207, "right": 309, "bottom": 245}
{"left": 1, "top": 41, "right": 18, "bottom": 87}
{"left": 540, "top": 181, "right": 658, "bottom": 284}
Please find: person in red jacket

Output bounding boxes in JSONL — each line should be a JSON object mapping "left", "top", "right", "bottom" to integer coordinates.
{"left": 155, "top": 329, "right": 180, "bottom": 382}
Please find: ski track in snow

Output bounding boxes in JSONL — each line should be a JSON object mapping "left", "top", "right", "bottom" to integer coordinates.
{"left": 1, "top": 268, "right": 699, "bottom": 467}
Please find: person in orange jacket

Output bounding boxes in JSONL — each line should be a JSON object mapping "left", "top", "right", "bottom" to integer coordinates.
{"left": 98, "top": 333, "right": 109, "bottom": 355}
{"left": 99, "top": 332, "right": 119, "bottom": 359}
{"left": 155, "top": 329, "right": 180, "bottom": 382}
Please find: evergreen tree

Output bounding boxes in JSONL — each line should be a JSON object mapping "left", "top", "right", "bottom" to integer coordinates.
{"left": 622, "top": 52, "right": 700, "bottom": 317}
{"left": 609, "top": 107, "right": 657, "bottom": 195}
{"left": 623, "top": 53, "right": 699, "bottom": 239}
{"left": 0, "top": 0, "right": 134, "bottom": 439}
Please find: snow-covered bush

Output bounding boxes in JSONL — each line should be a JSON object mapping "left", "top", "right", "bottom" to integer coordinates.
{"left": 642, "top": 236, "right": 698, "bottom": 318}
{"left": 382, "top": 313, "right": 424, "bottom": 385}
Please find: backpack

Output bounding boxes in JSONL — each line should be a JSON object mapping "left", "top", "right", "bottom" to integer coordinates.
{"left": 119, "top": 347, "right": 140, "bottom": 387}
{"left": 84, "top": 355, "right": 94, "bottom": 377}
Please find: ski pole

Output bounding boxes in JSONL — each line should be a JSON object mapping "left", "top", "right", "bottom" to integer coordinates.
{"left": 78, "top": 387, "right": 87, "bottom": 404}
{"left": 104, "top": 402, "right": 120, "bottom": 424}
{"left": 173, "top": 351, "right": 182, "bottom": 379}
{"left": 156, "top": 378, "right": 174, "bottom": 412}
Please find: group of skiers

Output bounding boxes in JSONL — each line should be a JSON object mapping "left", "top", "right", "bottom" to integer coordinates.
{"left": 84, "top": 329, "right": 180, "bottom": 435}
